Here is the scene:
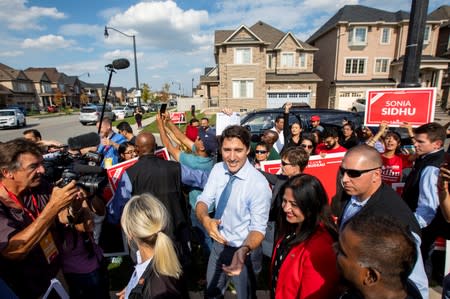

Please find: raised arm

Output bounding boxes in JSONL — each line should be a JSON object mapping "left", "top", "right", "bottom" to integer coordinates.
{"left": 156, "top": 113, "right": 182, "bottom": 161}
{"left": 164, "top": 114, "right": 195, "bottom": 150}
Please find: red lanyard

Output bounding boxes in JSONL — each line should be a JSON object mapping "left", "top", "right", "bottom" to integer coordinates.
{"left": 0, "top": 183, "right": 40, "bottom": 221}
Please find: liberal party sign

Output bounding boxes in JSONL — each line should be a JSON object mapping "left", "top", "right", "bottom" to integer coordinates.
{"left": 365, "top": 88, "right": 436, "bottom": 127}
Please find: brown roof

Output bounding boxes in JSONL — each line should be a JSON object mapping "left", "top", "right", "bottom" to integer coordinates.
{"left": 200, "top": 75, "right": 219, "bottom": 83}
{"left": 0, "top": 63, "right": 22, "bottom": 80}
{"left": 25, "top": 67, "right": 62, "bottom": 82}
{"left": 428, "top": 5, "right": 450, "bottom": 22}
{"left": 214, "top": 21, "right": 316, "bottom": 50}
{"left": 24, "top": 70, "right": 50, "bottom": 82}
{"left": 266, "top": 73, "right": 322, "bottom": 82}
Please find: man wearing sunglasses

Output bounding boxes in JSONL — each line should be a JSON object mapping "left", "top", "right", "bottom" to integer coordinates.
{"left": 336, "top": 144, "right": 428, "bottom": 298}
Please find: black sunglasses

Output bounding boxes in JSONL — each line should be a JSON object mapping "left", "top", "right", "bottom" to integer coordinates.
{"left": 301, "top": 144, "right": 313, "bottom": 149}
{"left": 281, "top": 160, "right": 292, "bottom": 166}
{"left": 255, "top": 150, "right": 268, "bottom": 154}
{"left": 339, "top": 166, "right": 380, "bottom": 178}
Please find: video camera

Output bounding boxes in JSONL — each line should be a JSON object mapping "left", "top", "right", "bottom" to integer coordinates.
{"left": 42, "top": 133, "right": 108, "bottom": 195}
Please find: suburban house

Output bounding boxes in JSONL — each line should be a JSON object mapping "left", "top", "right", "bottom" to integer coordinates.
{"left": 0, "top": 63, "right": 37, "bottom": 110}
{"left": 23, "top": 69, "right": 53, "bottom": 109}
{"left": 431, "top": 5, "right": 450, "bottom": 109}
{"left": 306, "top": 4, "right": 450, "bottom": 110}
{"left": 199, "top": 21, "right": 322, "bottom": 111}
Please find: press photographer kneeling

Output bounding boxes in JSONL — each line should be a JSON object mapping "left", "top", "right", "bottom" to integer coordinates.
{"left": 0, "top": 135, "right": 109, "bottom": 299}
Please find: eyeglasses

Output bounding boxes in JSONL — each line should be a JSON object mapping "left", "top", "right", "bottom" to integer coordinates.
{"left": 255, "top": 150, "right": 268, "bottom": 154}
{"left": 301, "top": 144, "right": 313, "bottom": 149}
{"left": 339, "top": 166, "right": 380, "bottom": 178}
{"left": 281, "top": 160, "right": 292, "bottom": 166}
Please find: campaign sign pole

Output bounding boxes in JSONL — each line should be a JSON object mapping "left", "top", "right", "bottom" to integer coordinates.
{"left": 365, "top": 87, "right": 436, "bottom": 127}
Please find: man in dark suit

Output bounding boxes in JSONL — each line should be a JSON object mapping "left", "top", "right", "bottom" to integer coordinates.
{"left": 335, "top": 144, "right": 428, "bottom": 298}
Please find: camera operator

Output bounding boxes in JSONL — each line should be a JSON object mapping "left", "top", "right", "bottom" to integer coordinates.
{"left": 0, "top": 138, "right": 84, "bottom": 299}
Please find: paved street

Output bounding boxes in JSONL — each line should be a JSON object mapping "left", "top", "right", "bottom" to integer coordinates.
{"left": 0, "top": 114, "right": 97, "bottom": 144}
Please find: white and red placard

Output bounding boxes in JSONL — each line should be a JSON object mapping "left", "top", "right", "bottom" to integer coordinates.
{"left": 260, "top": 152, "right": 345, "bottom": 203}
{"left": 170, "top": 112, "right": 187, "bottom": 124}
{"left": 365, "top": 88, "right": 436, "bottom": 127}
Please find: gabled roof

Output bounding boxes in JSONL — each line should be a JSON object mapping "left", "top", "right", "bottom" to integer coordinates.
{"left": 274, "top": 32, "right": 304, "bottom": 50}
{"left": 0, "top": 63, "right": 24, "bottom": 80}
{"left": 25, "top": 67, "right": 62, "bottom": 83}
{"left": 307, "top": 5, "right": 410, "bottom": 43}
{"left": 24, "top": 70, "right": 51, "bottom": 82}
{"left": 428, "top": 5, "right": 450, "bottom": 22}
{"left": 221, "top": 25, "right": 265, "bottom": 44}
{"left": 214, "top": 20, "right": 315, "bottom": 51}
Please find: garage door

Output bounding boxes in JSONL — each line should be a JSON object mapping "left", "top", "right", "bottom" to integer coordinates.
{"left": 266, "top": 92, "right": 310, "bottom": 108}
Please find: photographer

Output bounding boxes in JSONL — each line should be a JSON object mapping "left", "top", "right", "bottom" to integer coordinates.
{"left": 0, "top": 138, "right": 83, "bottom": 298}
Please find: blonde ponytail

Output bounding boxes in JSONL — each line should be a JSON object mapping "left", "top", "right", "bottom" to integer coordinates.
{"left": 121, "top": 193, "right": 182, "bottom": 278}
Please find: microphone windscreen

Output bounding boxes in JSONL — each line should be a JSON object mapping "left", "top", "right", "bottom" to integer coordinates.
{"left": 73, "top": 163, "right": 104, "bottom": 174}
{"left": 68, "top": 133, "right": 100, "bottom": 150}
{"left": 112, "top": 58, "right": 130, "bottom": 70}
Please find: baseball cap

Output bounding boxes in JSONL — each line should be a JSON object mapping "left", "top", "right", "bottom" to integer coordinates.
{"left": 310, "top": 115, "right": 320, "bottom": 122}
{"left": 198, "top": 128, "right": 218, "bottom": 155}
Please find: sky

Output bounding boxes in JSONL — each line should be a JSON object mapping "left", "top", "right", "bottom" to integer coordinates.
{"left": 0, "top": 0, "right": 448, "bottom": 96}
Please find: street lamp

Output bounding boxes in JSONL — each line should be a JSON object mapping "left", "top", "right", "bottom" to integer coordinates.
{"left": 104, "top": 26, "right": 141, "bottom": 107}
{"left": 171, "top": 81, "right": 182, "bottom": 101}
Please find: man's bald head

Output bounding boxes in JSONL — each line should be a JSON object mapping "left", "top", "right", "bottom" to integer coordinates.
{"left": 344, "top": 144, "right": 383, "bottom": 168}
{"left": 136, "top": 132, "right": 156, "bottom": 156}
{"left": 261, "top": 129, "right": 278, "bottom": 147}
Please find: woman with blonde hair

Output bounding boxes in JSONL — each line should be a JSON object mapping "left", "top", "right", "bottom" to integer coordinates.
{"left": 117, "top": 193, "right": 187, "bottom": 299}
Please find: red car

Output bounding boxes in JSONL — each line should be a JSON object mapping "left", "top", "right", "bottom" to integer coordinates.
{"left": 47, "top": 105, "right": 59, "bottom": 113}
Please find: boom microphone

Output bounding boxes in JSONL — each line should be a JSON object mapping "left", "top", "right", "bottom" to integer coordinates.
{"left": 68, "top": 133, "right": 100, "bottom": 150}
{"left": 105, "top": 58, "right": 130, "bottom": 70}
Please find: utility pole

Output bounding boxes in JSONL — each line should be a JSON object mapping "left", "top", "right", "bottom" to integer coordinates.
{"left": 398, "top": 0, "right": 429, "bottom": 88}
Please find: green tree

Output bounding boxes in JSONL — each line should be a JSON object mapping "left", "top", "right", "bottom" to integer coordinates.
{"left": 141, "top": 83, "right": 151, "bottom": 104}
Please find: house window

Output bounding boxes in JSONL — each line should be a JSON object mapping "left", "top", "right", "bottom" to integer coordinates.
{"left": 232, "top": 80, "right": 254, "bottom": 98}
{"left": 345, "top": 58, "right": 366, "bottom": 74}
{"left": 42, "top": 83, "right": 52, "bottom": 93}
{"left": 234, "top": 48, "right": 251, "bottom": 64}
{"left": 374, "top": 58, "right": 390, "bottom": 73}
{"left": 267, "top": 53, "right": 273, "bottom": 69}
{"left": 281, "top": 52, "right": 295, "bottom": 67}
{"left": 447, "top": 35, "right": 450, "bottom": 50}
{"left": 348, "top": 27, "right": 368, "bottom": 45}
{"left": 423, "top": 25, "right": 431, "bottom": 44}
{"left": 380, "top": 28, "right": 391, "bottom": 44}
{"left": 299, "top": 53, "right": 307, "bottom": 69}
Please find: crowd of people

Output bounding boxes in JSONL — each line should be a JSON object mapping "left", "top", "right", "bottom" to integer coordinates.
{"left": 1, "top": 105, "right": 450, "bottom": 299}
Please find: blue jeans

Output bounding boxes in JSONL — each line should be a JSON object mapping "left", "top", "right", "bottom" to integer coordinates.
{"left": 443, "top": 273, "right": 450, "bottom": 299}
{"left": 205, "top": 241, "right": 262, "bottom": 299}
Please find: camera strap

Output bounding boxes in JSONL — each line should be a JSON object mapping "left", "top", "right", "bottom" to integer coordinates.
{"left": 0, "top": 182, "right": 40, "bottom": 221}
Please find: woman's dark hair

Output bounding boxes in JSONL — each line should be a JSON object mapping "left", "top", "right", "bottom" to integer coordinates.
{"left": 118, "top": 142, "right": 134, "bottom": 161}
{"left": 300, "top": 133, "right": 317, "bottom": 152}
{"left": 278, "top": 174, "right": 338, "bottom": 245}
{"left": 255, "top": 141, "right": 269, "bottom": 151}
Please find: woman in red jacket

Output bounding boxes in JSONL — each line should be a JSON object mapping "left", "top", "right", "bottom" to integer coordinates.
{"left": 271, "top": 174, "right": 340, "bottom": 299}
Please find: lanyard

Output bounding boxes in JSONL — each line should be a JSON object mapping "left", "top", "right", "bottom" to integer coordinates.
{"left": 0, "top": 182, "right": 40, "bottom": 221}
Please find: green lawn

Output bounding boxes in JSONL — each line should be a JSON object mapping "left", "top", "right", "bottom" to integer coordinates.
{"left": 112, "top": 112, "right": 157, "bottom": 126}
{"left": 142, "top": 111, "right": 217, "bottom": 133}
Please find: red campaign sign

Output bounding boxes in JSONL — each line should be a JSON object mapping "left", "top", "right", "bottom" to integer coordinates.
{"left": 365, "top": 88, "right": 436, "bottom": 127}
{"left": 260, "top": 152, "right": 345, "bottom": 203}
{"left": 170, "top": 112, "right": 187, "bottom": 124}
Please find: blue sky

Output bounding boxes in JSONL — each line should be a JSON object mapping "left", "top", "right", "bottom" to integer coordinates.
{"left": 0, "top": 0, "right": 448, "bottom": 95}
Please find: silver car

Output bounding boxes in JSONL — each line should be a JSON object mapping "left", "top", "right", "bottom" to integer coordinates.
{"left": 79, "top": 105, "right": 115, "bottom": 125}
{"left": 351, "top": 98, "right": 366, "bottom": 112}
{"left": 0, "top": 109, "right": 26, "bottom": 128}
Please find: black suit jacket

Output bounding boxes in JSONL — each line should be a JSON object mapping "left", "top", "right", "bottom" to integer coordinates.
{"left": 336, "top": 183, "right": 421, "bottom": 236}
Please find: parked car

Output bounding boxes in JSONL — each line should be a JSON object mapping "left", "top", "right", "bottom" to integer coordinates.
{"left": 0, "top": 109, "right": 26, "bottom": 128}
{"left": 47, "top": 105, "right": 59, "bottom": 113}
{"left": 79, "top": 105, "right": 115, "bottom": 125}
{"left": 351, "top": 98, "right": 366, "bottom": 112}
{"left": 143, "top": 103, "right": 157, "bottom": 112}
{"left": 112, "top": 105, "right": 134, "bottom": 119}
{"left": 6, "top": 105, "right": 27, "bottom": 116}
{"left": 240, "top": 107, "right": 364, "bottom": 137}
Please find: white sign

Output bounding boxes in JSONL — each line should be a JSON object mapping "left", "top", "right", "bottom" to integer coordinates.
{"left": 216, "top": 112, "right": 241, "bottom": 135}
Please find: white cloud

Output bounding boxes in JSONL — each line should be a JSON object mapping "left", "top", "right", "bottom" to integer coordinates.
{"left": 0, "top": 0, "right": 65, "bottom": 30}
{"left": 0, "top": 50, "right": 24, "bottom": 57}
{"left": 189, "top": 68, "right": 202, "bottom": 75}
{"left": 59, "top": 24, "right": 103, "bottom": 37}
{"left": 152, "top": 74, "right": 161, "bottom": 79}
{"left": 105, "top": 1, "right": 210, "bottom": 51}
{"left": 21, "top": 35, "right": 76, "bottom": 49}
{"left": 147, "top": 60, "right": 169, "bottom": 70}
{"left": 103, "top": 50, "right": 144, "bottom": 61}
{"left": 98, "top": 7, "right": 123, "bottom": 20}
